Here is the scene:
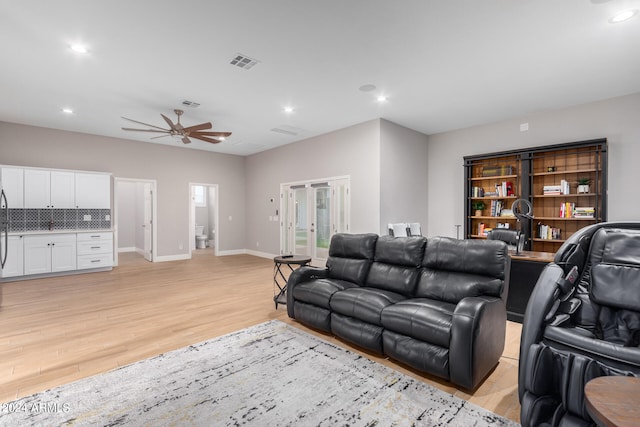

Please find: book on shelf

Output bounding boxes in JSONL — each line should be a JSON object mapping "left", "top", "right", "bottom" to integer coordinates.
{"left": 471, "top": 186, "right": 485, "bottom": 197}
{"left": 574, "top": 207, "right": 595, "bottom": 218}
{"left": 482, "top": 165, "right": 513, "bottom": 177}
{"left": 496, "top": 222, "right": 510, "bottom": 229}
{"left": 537, "top": 223, "right": 561, "bottom": 240}
{"left": 559, "top": 202, "right": 576, "bottom": 218}
{"left": 492, "top": 181, "right": 514, "bottom": 197}
{"left": 543, "top": 185, "right": 563, "bottom": 195}
{"left": 490, "top": 200, "right": 504, "bottom": 217}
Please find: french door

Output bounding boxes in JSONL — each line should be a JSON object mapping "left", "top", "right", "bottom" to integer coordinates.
{"left": 281, "top": 177, "right": 350, "bottom": 265}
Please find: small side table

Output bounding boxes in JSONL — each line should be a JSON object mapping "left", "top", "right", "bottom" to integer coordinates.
{"left": 273, "top": 255, "right": 311, "bottom": 309}
{"left": 585, "top": 376, "right": 640, "bottom": 427}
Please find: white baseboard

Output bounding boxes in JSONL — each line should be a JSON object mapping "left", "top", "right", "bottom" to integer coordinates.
{"left": 118, "top": 247, "right": 136, "bottom": 253}
{"left": 216, "top": 249, "right": 247, "bottom": 256}
{"left": 154, "top": 253, "right": 191, "bottom": 262}
{"left": 244, "top": 249, "right": 278, "bottom": 259}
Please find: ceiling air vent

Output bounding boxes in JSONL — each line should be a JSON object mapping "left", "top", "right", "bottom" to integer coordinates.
{"left": 230, "top": 54, "right": 259, "bottom": 70}
{"left": 181, "top": 100, "right": 200, "bottom": 108}
{"left": 270, "top": 125, "right": 304, "bottom": 136}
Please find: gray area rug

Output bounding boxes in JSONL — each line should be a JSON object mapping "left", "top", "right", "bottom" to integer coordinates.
{"left": 1, "top": 320, "right": 520, "bottom": 426}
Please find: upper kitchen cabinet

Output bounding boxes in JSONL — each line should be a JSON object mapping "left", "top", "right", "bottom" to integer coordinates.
{"left": 75, "top": 173, "right": 111, "bottom": 209}
{"left": 0, "top": 167, "right": 24, "bottom": 208}
{"left": 24, "top": 170, "right": 76, "bottom": 209}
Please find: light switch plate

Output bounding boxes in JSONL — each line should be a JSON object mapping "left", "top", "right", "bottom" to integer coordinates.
{"left": 83, "top": 215, "right": 91, "bottom": 221}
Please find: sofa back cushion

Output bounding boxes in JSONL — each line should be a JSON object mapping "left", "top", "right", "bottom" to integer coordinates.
{"left": 365, "top": 236, "right": 426, "bottom": 295}
{"left": 415, "top": 237, "right": 507, "bottom": 303}
{"left": 326, "top": 233, "right": 378, "bottom": 285}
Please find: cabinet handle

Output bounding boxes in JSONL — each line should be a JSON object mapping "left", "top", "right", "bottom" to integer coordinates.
{"left": 91, "top": 246, "right": 101, "bottom": 249}
{"left": 91, "top": 235, "right": 100, "bottom": 238}
{"left": 91, "top": 260, "right": 101, "bottom": 263}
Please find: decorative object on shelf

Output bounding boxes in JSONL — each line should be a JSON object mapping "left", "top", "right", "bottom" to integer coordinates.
{"left": 482, "top": 165, "right": 514, "bottom": 177}
{"left": 472, "top": 201, "right": 486, "bottom": 217}
{"left": 577, "top": 177, "right": 591, "bottom": 194}
{"left": 547, "top": 166, "right": 556, "bottom": 172}
{"left": 511, "top": 198, "right": 533, "bottom": 254}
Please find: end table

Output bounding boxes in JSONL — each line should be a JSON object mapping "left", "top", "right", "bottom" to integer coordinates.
{"left": 273, "top": 255, "right": 311, "bottom": 309}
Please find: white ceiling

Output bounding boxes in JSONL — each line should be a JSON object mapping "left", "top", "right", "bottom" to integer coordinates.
{"left": 1, "top": 1, "right": 639, "bottom": 156}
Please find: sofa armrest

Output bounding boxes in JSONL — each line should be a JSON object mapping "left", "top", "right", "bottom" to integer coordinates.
{"left": 449, "top": 295, "right": 507, "bottom": 390}
{"left": 286, "top": 266, "right": 329, "bottom": 318}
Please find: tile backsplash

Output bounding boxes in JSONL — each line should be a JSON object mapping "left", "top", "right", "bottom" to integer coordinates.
{"left": 7, "top": 208, "right": 112, "bottom": 232}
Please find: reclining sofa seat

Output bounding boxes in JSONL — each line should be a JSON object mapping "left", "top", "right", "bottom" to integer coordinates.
{"left": 287, "top": 233, "right": 510, "bottom": 390}
{"left": 519, "top": 222, "right": 640, "bottom": 427}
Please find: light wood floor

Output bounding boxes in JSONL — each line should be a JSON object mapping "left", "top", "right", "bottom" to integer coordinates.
{"left": 0, "top": 251, "right": 522, "bottom": 422}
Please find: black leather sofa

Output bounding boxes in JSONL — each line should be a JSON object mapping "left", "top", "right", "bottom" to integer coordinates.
{"left": 286, "top": 233, "right": 510, "bottom": 390}
{"left": 519, "top": 222, "right": 640, "bottom": 426}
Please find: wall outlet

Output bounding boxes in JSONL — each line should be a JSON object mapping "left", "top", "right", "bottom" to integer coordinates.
{"left": 520, "top": 122, "right": 529, "bottom": 132}
{"left": 105, "top": 214, "right": 111, "bottom": 220}
{"left": 256, "top": 241, "right": 260, "bottom": 247}
{"left": 83, "top": 214, "right": 91, "bottom": 221}
{"left": 228, "top": 215, "right": 232, "bottom": 221}
{"left": 179, "top": 242, "right": 183, "bottom": 250}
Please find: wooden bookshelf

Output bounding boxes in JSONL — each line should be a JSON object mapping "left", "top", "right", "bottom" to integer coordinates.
{"left": 464, "top": 139, "right": 607, "bottom": 252}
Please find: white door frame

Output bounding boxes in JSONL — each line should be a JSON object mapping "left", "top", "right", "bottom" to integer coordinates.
{"left": 189, "top": 182, "right": 219, "bottom": 257}
{"left": 113, "top": 177, "right": 158, "bottom": 265}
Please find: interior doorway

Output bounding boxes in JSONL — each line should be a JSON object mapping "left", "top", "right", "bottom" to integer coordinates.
{"left": 189, "top": 183, "right": 218, "bottom": 255}
{"left": 114, "top": 178, "right": 157, "bottom": 265}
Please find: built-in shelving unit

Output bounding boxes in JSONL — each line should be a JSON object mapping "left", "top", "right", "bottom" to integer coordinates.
{"left": 464, "top": 139, "right": 607, "bottom": 253}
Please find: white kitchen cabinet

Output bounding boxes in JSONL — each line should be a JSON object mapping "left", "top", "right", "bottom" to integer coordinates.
{"left": 0, "top": 167, "right": 24, "bottom": 208}
{"left": 24, "top": 234, "right": 76, "bottom": 275}
{"left": 24, "top": 169, "right": 51, "bottom": 208}
{"left": 77, "top": 231, "right": 113, "bottom": 269}
{"left": 50, "top": 171, "right": 76, "bottom": 208}
{"left": 1, "top": 235, "right": 24, "bottom": 278}
{"left": 75, "top": 173, "right": 111, "bottom": 209}
{"left": 24, "top": 170, "right": 76, "bottom": 208}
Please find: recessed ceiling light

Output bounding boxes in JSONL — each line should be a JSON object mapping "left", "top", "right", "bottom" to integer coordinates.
{"left": 61, "top": 108, "right": 74, "bottom": 114}
{"left": 218, "top": 137, "right": 226, "bottom": 141}
{"left": 609, "top": 9, "right": 638, "bottom": 23}
{"left": 359, "top": 84, "right": 377, "bottom": 92}
{"left": 70, "top": 44, "right": 88, "bottom": 54}
{"left": 284, "top": 106, "right": 294, "bottom": 113}
{"left": 377, "top": 95, "right": 388, "bottom": 102}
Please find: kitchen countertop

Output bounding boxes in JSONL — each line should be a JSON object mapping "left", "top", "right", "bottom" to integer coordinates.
{"left": 8, "top": 229, "right": 114, "bottom": 236}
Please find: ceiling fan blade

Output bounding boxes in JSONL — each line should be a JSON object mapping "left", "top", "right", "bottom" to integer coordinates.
{"left": 150, "top": 134, "right": 171, "bottom": 140}
{"left": 160, "top": 114, "right": 178, "bottom": 131}
{"left": 183, "top": 122, "right": 212, "bottom": 133}
{"left": 182, "top": 136, "right": 191, "bottom": 144}
{"left": 121, "top": 117, "right": 169, "bottom": 131}
{"left": 194, "top": 131, "right": 232, "bottom": 137}
{"left": 121, "top": 127, "right": 170, "bottom": 133}
{"left": 190, "top": 134, "right": 221, "bottom": 144}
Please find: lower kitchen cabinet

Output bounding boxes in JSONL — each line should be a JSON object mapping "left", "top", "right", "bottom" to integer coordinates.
{"left": 23, "top": 234, "right": 77, "bottom": 275}
{"left": 1, "top": 235, "right": 24, "bottom": 278}
{"left": 77, "top": 232, "right": 113, "bottom": 269}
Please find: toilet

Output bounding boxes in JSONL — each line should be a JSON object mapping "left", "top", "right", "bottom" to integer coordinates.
{"left": 195, "top": 225, "right": 207, "bottom": 249}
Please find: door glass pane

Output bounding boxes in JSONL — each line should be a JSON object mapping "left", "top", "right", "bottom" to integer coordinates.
{"left": 315, "top": 187, "right": 330, "bottom": 259}
{"left": 294, "top": 188, "right": 309, "bottom": 255}
{"left": 281, "top": 190, "right": 290, "bottom": 254}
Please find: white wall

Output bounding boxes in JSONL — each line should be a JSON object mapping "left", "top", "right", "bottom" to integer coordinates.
{"left": 380, "top": 119, "right": 429, "bottom": 234}
{"left": 245, "top": 119, "right": 381, "bottom": 255}
{"left": 426, "top": 92, "right": 640, "bottom": 238}
{"left": 0, "top": 121, "right": 247, "bottom": 257}
{"left": 116, "top": 181, "right": 136, "bottom": 250}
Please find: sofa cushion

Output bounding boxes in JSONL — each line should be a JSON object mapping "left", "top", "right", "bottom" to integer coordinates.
{"left": 292, "top": 278, "right": 360, "bottom": 309}
{"left": 415, "top": 269, "right": 504, "bottom": 303}
{"left": 374, "top": 236, "right": 426, "bottom": 267}
{"left": 330, "top": 288, "right": 406, "bottom": 325}
{"left": 326, "top": 233, "right": 378, "bottom": 285}
{"left": 381, "top": 298, "right": 455, "bottom": 347}
{"left": 422, "top": 236, "right": 507, "bottom": 280}
{"left": 365, "top": 236, "right": 425, "bottom": 295}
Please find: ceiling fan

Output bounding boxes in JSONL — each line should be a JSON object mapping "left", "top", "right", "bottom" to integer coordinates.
{"left": 121, "top": 109, "right": 231, "bottom": 144}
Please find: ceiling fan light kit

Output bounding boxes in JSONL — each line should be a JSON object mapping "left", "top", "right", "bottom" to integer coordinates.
{"left": 121, "top": 109, "right": 231, "bottom": 145}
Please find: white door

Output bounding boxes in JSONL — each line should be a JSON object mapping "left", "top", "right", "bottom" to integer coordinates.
{"left": 281, "top": 177, "right": 350, "bottom": 265}
{"left": 51, "top": 234, "right": 76, "bottom": 272}
{"left": 24, "top": 169, "right": 50, "bottom": 208}
{"left": 50, "top": 171, "right": 76, "bottom": 208}
{"left": 24, "top": 235, "right": 52, "bottom": 275}
{"left": 0, "top": 235, "right": 24, "bottom": 278}
{"left": 0, "top": 167, "right": 24, "bottom": 208}
{"left": 143, "top": 183, "right": 153, "bottom": 261}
